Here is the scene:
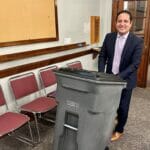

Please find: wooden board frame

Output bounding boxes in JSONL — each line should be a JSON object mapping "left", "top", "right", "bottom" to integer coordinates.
{"left": 90, "top": 16, "right": 100, "bottom": 44}
{"left": 0, "top": 0, "right": 59, "bottom": 47}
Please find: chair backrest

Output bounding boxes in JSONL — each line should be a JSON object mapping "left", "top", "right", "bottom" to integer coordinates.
{"left": 39, "top": 66, "right": 57, "bottom": 88}
{"left": 67, "top": 61, "right": 83, "bottom": 69}
{"left": 10, "top": 73, "right": 39, "bottom": 100}
{"left": 0, "top": 86, "right": 6, "bottom": 106}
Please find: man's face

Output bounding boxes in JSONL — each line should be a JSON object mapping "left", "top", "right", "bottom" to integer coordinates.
{"left": 116, "top": 13, "right": 132, "bottom": 35}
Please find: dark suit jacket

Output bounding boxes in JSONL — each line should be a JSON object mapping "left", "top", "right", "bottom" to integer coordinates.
{"left": 98, "top": 32, "right": 143, "bottom": 89}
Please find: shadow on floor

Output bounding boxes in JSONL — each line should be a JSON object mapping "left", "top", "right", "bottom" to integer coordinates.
{"left": 0, "top": 120, "right": 54, "bottom": 150}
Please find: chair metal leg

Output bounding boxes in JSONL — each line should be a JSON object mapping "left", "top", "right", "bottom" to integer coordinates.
{"left": 33, "top": 113, "right": 41, "bottom": 143}
{"left": 8, "top": 124, "right": 34, "bottom": 147}
{"left": 9, "top": 133, "right": 34, "bottom": 146}
{"left": 27, "top": 121, "right": 34, "bottom": 142}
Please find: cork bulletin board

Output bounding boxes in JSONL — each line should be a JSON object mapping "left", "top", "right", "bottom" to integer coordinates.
{"left": 0, "top": 0, "right": 58, "bottom": 47}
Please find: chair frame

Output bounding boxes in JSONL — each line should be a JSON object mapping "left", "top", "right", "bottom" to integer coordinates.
{"left": 9, "top": 72, "right": 57, "bottom": 143}
{"left": 67, "top": 61, "right": 83, "bottom": 69}
{"left": 0, "top": 85, "right": 34, "bottom": 146}
{"left": 39, "top": 65, "right": 57, "bottom": 98}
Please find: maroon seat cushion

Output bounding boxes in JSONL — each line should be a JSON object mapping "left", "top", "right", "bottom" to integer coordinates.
{"left": 40, "top": 69, "right": 57, "bottom": 87}
{"left": 0, "top": 112, "right": 30, "bottom": 137}
{"left": 21, "top": 97, "right": 57, "bottom": 113}
{"left": 10, "top": 74, "right": 39, "bottom": 99}
{"left": 68, "top": 61, "right": 83, "bottom": 69}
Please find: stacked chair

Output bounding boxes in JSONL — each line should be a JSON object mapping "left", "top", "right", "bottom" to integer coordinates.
{"left": 39, "top": 66, "right": 58, "bottom": 98}
{"left": 0, "top": 85, "right": 34, "bottom": 146}
{"left": 9, "top": 72, "right": 57, "bottom": 143}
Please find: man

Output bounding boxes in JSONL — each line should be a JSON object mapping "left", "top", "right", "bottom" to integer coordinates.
{"left": 98, "top": 10, "right": 143, "bottom": 141}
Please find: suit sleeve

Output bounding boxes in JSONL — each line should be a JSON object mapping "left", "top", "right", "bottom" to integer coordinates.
{"left": 119, "top": 37, "right": 143, "bottom": 79}
{"left": 98, "top": 34, "right": 108, "bottom": 72}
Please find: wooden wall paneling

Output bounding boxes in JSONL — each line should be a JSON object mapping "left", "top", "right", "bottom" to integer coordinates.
{"left": 90, "top": 16, "right": 100, "bottom": 44}
{"left": 0, "top": 49, "right": 93, "bottom": 78}
{"left": 137, "top": 0, "right": 150, "bottom": 87}
{"left": 111, "top": 0, "right": 123, "bottom": 32}
{"left": 0, "top": 42, "right": 86, "bottom": 62}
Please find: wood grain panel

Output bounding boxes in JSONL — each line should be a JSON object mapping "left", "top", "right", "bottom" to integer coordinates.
{"left": 0, "top": 49, "right": 93, "bottom": 78}
{"left": 0, "top": 42, "right": 86, "bottom": 62}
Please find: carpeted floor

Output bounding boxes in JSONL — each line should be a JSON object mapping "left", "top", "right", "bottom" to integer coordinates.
{"left": 109, "top": 87, "right": 150, "bottom": 150}
{"left": 109, "top": 66, "right": 150, "bottom": 150}
{"left": 0, "top": 78, "right": 150, "bottom": 150}
{"left": 0, "top": 86, "right": 149, "bottom": 150}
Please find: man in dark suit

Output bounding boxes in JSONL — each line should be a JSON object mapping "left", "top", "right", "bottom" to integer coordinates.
{"left": 98, "top": 10, "right": 143, "bottom": 141}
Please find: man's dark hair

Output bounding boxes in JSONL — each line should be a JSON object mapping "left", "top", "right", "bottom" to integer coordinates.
{"left": 116, "top": 10, "right": 133, "bottom": 22}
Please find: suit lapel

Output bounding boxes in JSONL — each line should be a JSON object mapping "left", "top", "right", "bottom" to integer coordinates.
{"left": 120, "top": 33, "right": 132, "bottom": 65}
{"left": 112, "top": 33, "right": 117, "bottom": 56}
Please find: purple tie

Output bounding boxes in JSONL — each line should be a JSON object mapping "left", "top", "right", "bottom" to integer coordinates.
{"left": 112, "top": 35, "right": 126, "bottom": 74}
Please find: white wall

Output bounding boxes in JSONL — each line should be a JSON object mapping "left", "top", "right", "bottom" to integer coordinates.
{"left": 99, "top": 0, "right": 112, "bottom": 45}
{"left": 0, "top": 0, "right": 112, "bottom": 111}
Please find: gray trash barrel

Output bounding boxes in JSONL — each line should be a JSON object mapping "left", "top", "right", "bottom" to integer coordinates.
{"left": 53, "top": 68, "right": 126, "bottom": 150}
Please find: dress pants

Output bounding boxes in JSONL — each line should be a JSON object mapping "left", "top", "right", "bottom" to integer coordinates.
{"left": 115, "top": 88, "right": 133, "bottom": 133}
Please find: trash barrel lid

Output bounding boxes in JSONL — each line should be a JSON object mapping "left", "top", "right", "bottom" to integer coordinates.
{"left": 54, "top": 68, "right": 126, "bottom": 83}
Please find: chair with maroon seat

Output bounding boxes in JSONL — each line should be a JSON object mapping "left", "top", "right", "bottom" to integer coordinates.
{"left": 0, "top": 85, "right": 34, "bottom": 145}
{"left": 67, "top": 61, "right": 83, "bottom": 69}
{"left": 39, "top": 66, "right": 58, "bottom": 98}
{"left": 9, "top": 72, "right": 57, "bottom": 143}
